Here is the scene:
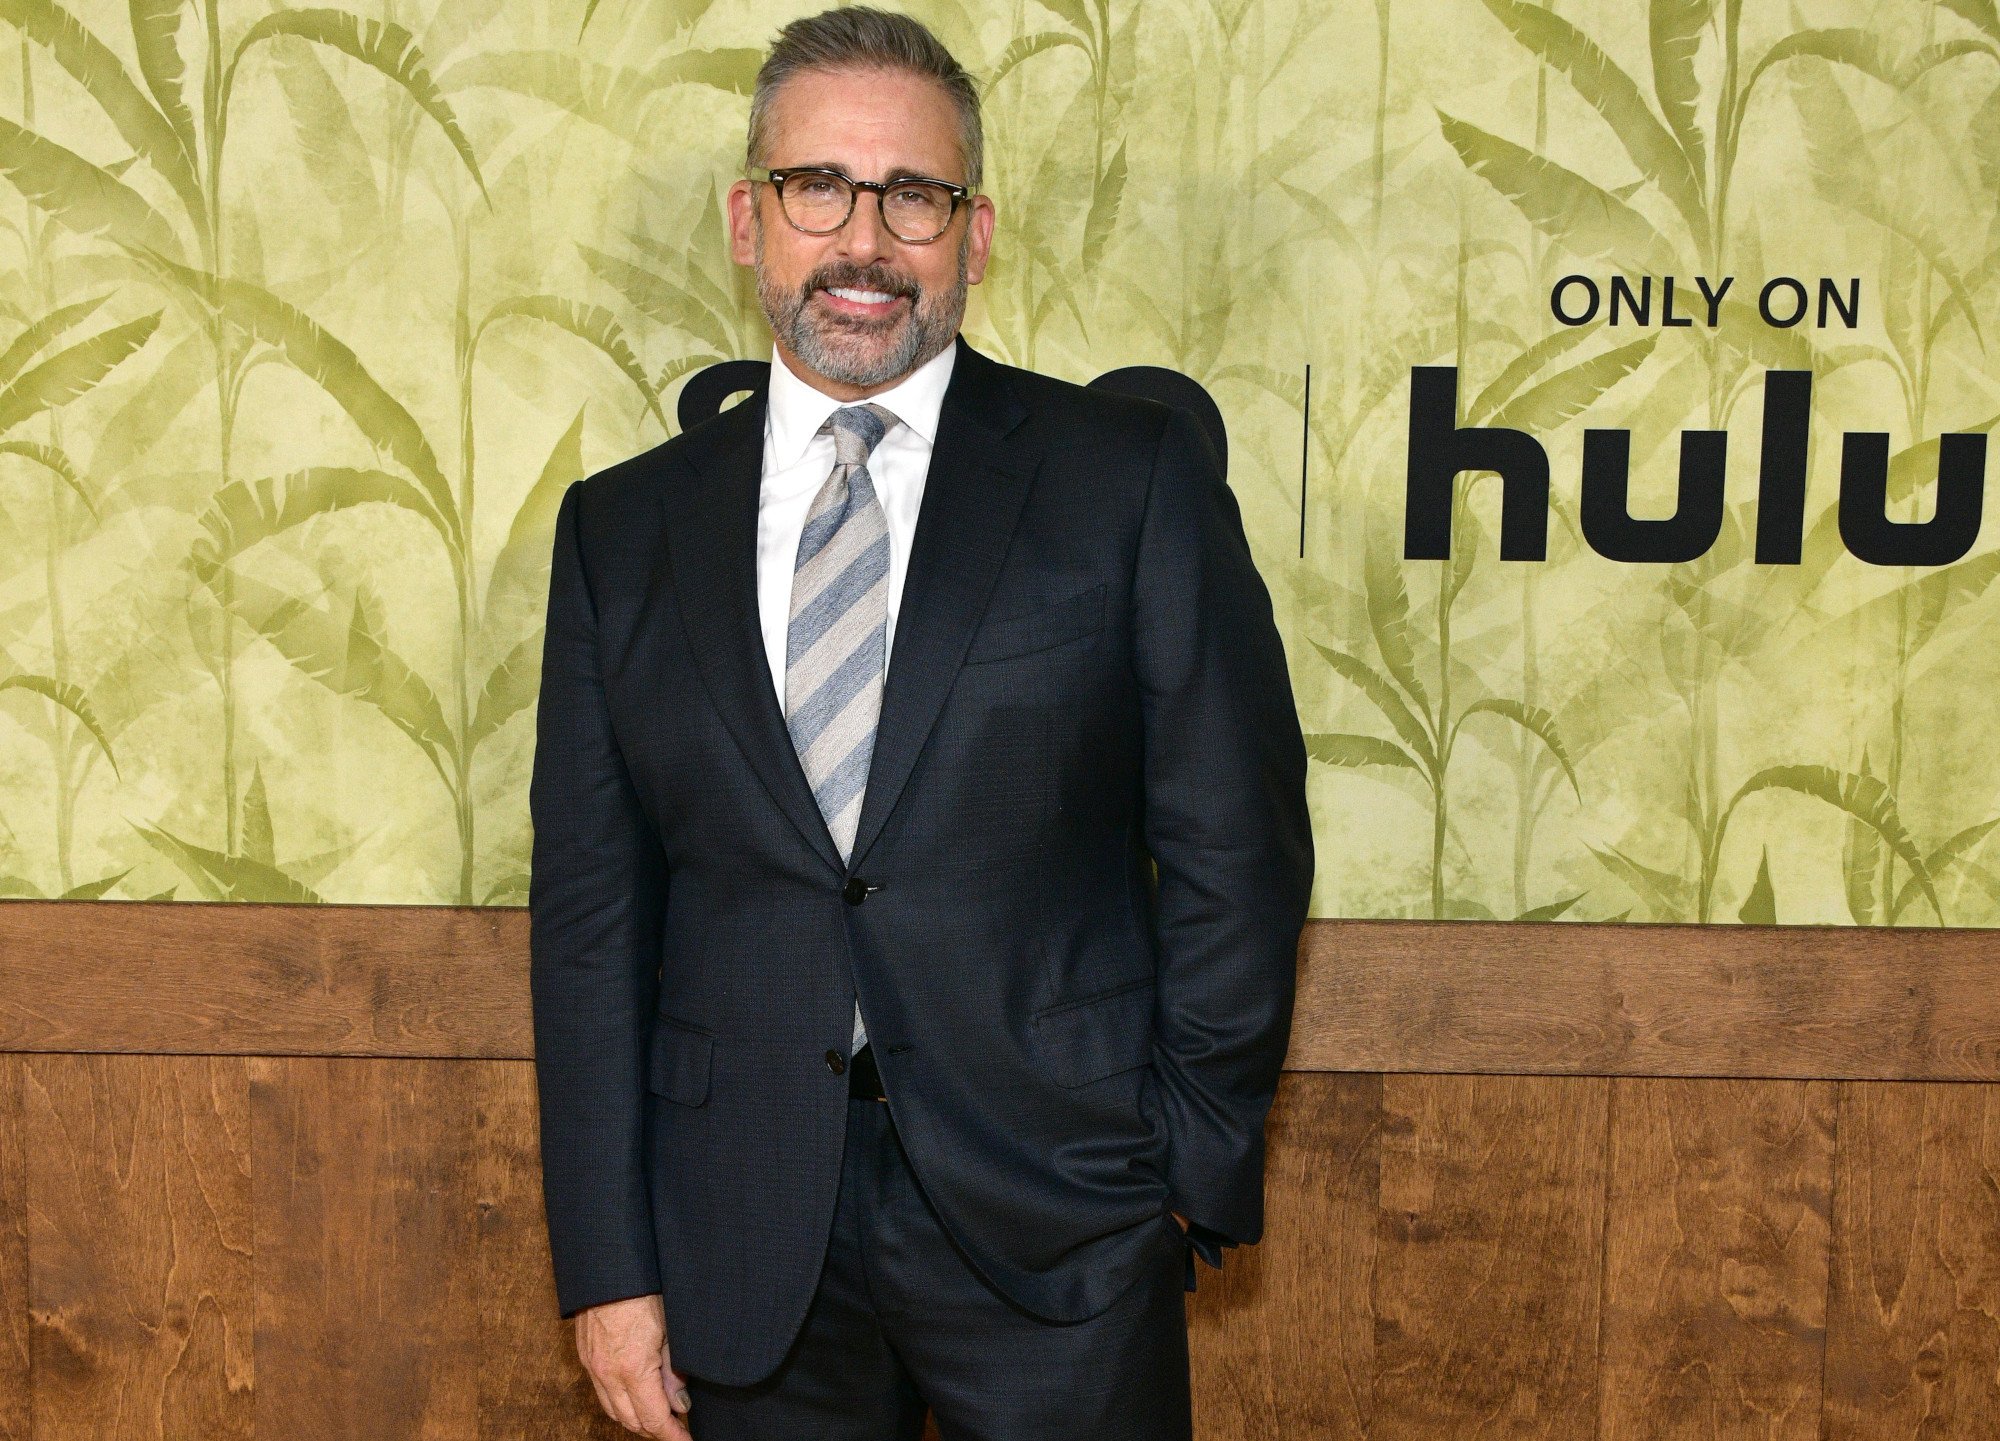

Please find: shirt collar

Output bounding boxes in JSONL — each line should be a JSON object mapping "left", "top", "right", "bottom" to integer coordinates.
{"left": 765, "top": 337, "right": 958, "bottom": 470}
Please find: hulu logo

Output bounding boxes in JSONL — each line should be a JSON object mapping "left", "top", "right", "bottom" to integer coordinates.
{"left": 1403, "top": 367, "right": 1990, "bottom": 568}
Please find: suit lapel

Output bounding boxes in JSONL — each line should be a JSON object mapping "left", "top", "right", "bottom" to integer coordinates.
{"left": 849, "top": 336, "right": 1037, "bottom": 870}
{"left": 665, "top": 334, "right": 1038, "bottom": 878}
{"left": 665, "top": 379, "right": 849, "bottom": 876}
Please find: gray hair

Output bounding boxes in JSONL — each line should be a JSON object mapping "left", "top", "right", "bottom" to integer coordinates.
{"left": 745, "top": 6, "right": 983, "bottom": 190}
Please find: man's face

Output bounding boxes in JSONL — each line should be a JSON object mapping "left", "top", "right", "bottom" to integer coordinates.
{"left": 727, "top": 66, "right": 996, "bottom": 400}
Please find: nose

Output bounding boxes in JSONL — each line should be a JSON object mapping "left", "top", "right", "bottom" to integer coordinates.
{"left": 835, "top": 187, "right": 893, "bottom": 265}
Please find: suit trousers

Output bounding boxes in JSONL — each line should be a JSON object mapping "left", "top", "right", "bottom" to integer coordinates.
{"left": 683, "top": 1095, "right": 1194, "bottom": 1440}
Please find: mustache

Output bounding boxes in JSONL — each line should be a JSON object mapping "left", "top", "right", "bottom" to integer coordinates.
{"left": 805, "top": 265, "right": 919, "bottom": 300}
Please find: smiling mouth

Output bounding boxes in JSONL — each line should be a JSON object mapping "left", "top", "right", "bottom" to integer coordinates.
{"left": 815, "top": 284, "right": 910, "bottom": 318}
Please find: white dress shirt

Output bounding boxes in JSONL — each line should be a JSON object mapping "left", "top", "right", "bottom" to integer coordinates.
{"left": 756, "top": 339, "right": 958, "bottom": 1055}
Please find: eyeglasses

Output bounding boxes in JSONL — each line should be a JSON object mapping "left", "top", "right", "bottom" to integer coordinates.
{"left": 748, "top": 166, "right": 969, "bottom": 244}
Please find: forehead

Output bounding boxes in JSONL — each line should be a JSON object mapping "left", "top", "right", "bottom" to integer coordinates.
{"left": 763, "top": 66, "right": 966, "bottom": 180}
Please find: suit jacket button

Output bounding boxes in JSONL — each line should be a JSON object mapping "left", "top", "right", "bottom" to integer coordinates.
{"left": 843, "top": 877, "right": 869, "bottom": 905}
{"left": 825, "top": 1049, "right": 846, "bottom": 1074}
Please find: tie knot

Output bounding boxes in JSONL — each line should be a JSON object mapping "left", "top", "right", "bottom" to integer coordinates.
{"left": 825, "top": 402, "right": 898, "bottom": 466}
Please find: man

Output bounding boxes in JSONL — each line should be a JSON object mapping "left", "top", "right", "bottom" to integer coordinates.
{"left": 528, "top": 8, "right": 1313, "bottom": 1438}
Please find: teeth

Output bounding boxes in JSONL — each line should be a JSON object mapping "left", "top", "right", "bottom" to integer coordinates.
{"left": 827, "top": 287, "right": 897, "bottom": 304}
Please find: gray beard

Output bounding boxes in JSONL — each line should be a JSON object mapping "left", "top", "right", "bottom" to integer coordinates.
{"left": 754, "top": 216, "right": 970, "bottom": 388}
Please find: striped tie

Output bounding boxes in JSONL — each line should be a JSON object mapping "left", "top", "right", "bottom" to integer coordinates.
{"left": 785, "top": 401, "right": 897, "bottom": 1056}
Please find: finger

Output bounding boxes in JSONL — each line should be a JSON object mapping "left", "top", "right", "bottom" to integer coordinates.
{"left": 651, "top": 1409, "right": 695, "bottom": 1441}
{"left": 601, "top": 1382, "right": 645, "bottom": 1436}
{"left": 619, "top": 1365, "right": 681, "bottom": 1438}
{"left": 657, "top": 1369, "right": 695, "bottom": 1437}
{"left": 661, "top": 1348, "right": 693, "bottom": 1414}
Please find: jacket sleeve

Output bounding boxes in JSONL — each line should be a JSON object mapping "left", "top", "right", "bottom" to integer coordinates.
{"left": 1131, "top": 405, "right": 1315, "bottom": 1246}
{"left": 528, "top": 478, "right": 667, "bottom": 1318}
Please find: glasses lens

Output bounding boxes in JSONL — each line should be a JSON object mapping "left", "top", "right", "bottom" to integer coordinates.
{"left": 882, "top": 181, "right": 955, "bottom": 241}
{"left": 779, "top": 172, "right": 853, "bottom": 232}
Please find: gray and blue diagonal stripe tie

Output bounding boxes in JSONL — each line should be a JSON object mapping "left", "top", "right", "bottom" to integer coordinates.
{"left": 785, "top": 402, "right": 898, "bottom": 1056}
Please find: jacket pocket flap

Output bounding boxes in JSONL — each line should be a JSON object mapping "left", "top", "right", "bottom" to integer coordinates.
{"left": 965, "top": 582, "right": 1106, "bottom": 664}
{"left": 648, "top": 1015, "right": 714, "bottom": 1106}
{"left": 1032, "top": 977, "right": 1154, "bottom": 1087}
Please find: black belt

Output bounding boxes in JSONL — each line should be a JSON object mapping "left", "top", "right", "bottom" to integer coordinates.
{"left": 847, "top": 1041, "right": 887, "bottom": 1100}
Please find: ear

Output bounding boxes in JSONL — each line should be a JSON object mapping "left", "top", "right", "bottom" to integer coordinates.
{"left": 726, "top": 179, "right": 757, "bottom": 268}
{"left": 964, "top": 194, "right": 997, "bottom": 286}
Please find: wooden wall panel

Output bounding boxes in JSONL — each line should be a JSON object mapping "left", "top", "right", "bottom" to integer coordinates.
{"left": 1823, "top": 1081, "right": 2000, "bottom": 1439}
{"left": 8, "top": 901, "right": 2000, "bottom": 1082}
{"left": 0, "top": 903, "right": 527, "bottom": 1059}
{"left": 1288, "top": 919, "right": 2000, "bottom": 1079}
{"left": 0, "top": 1058, "right": 1999, "bottom": 1435}
{"left": 1188, "top": 1071, "right": 1382, "bottom": 1441}
{"left": 1371, "top": 1075, "right": 1610, "bottom": 1441}
{"left": 1598, "top": 1079, "right": 1835, "bottom": 1441}
{"left": 244, "top": 1057, "right": 626, "bottom": 1441}
{"left": 22, "top": 1055, "right": 252, "bottom": 1441}
{"left": 249, "top": 1057, "right": 482, "bottom": 1440}
{"left": 462, "top": 1061, "right": 626, "bottom": 1439}
{"left": 5, "top": 898, "right": 2000, "bottom": 1435}
{"left": 0, "top": 1057, "right": 26, "bottom": 1441}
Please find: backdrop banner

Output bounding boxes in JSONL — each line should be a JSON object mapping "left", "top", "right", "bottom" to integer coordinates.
{"left": 0, "top": 0, "right": 1994, "bottom": 925}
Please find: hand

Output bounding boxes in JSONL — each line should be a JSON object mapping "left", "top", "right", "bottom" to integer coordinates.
{"left": 574, "top": 1293, "right": 693, "bottom": 1439}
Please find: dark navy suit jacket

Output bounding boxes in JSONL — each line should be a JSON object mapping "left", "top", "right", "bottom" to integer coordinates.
{"left": 528, "top": 332, "right": 1314, "bottom": 1386}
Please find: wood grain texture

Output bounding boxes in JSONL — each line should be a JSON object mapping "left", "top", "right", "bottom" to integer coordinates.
{"left": 1291, "top": 918, "right": 2000, "bottom": 1079}
{"left": 0, "top": 1057, "right": 26, "bottom": 1441}
{"left": 1188, "top": 1070, "right": 1381, "bottom": 1441}
{"left": 250, "top": 1057, "right": 481, "bottom": 1440}
{"left": 0, "top": 902, "right": 528, "bottom": 1058}
{"left": 1598, "top": 1079, "right": 1835, "bottom": 1440}
{"left": 1, "top": 1054, "right": 1999, "bottom": 1435}
{"left": 246, "top": 1058, "right": 634, "bottom": 1440}
{"left": 1822, "top": 1081, "right": 2000, "bottom": 1438}
{"left": 1372, "top": 1074, "right": 1610, "bottom": 1441}
{"left": 23, "top": 1055, "right": 252, "bottom": 1440}
{"left": 6, "top": 896, "right": 2000, "bottom": 1435}
{"left": 8, "top": 902, "right": 2000, "bottom": 1080}
{"left": 465, "top": 1060, "right": 628, "bottom": 1438}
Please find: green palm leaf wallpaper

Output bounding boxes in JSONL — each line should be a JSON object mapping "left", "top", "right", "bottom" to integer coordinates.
{"left": 0, "top": 0, "right": 1995, "bottom": 924}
